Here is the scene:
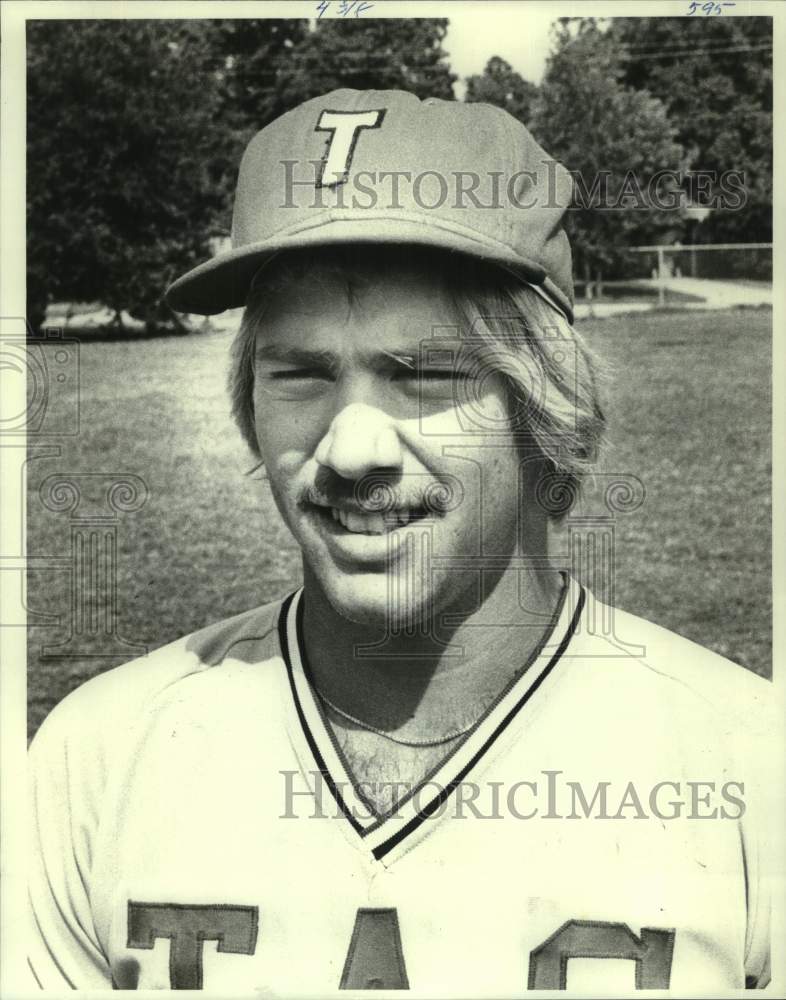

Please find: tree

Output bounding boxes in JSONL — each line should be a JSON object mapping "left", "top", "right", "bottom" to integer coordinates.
{"left": 27, "top": 20, "right": 233, "bottom": 332}
{"left": 532, "top": 20, "right": 685, "bottom": 292}
{"left": 26, "top": 19, "right": 457, "bottom": 330}
{"left": 269, "top": 19, "right": 456, "bottom": 109}
{"left": 210, "top": 20, "right": 309, "bottom": 138}
{"left": 607, "top": 17, "right": 772, "bottom": 243}
{"left": 465, "top": 56, "right": 538, "bottom": 123}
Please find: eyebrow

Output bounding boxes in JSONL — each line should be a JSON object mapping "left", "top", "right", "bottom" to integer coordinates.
{"left": 254, "top": 345, "right": 428, "bottom": 371}
{"left": 254, "top": 345, "right": 335, "bottom": 366}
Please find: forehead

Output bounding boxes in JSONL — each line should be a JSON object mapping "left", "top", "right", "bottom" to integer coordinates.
{"left": 254, "top": 258, "right": 461, "bottom": 352}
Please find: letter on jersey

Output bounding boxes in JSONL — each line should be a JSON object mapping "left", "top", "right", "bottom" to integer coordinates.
{"left": 340, "top": 908, "right": 409, "bottom": 989}
{"left": 127, "top": 902, "right": 258, "bottom": 989}
{"left": 528, "top": 920, "right": 675, "bottom": 990}
{"left": 315, "top": 109, "right": 385, "bottom": 187}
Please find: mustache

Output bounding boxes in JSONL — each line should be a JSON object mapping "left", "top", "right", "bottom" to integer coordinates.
{"left": 300, "top": 469, "right": 464, "bottom": 515}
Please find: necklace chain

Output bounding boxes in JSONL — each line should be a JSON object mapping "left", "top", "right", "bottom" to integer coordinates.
{"left": 313, "top": 686, "right": 480, "bottom": 748}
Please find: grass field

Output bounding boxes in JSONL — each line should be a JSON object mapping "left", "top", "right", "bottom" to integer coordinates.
{"left": 26, "top": 307, "right": 772, "bottom": 740}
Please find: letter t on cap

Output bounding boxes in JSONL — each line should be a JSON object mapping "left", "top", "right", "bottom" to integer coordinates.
{"left": 315, "top": 108, "right": 385, "bottom": 187}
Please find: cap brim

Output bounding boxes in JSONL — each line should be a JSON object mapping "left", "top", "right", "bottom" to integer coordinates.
{"left": 165, "top": 218, "right": 572, "bottom": 323}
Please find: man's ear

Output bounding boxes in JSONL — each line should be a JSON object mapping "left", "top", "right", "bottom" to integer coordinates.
{"left": 530, "top": 460, "right": 581, "bottom": 523}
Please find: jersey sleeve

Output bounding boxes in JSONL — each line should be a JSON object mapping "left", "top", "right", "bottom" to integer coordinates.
{"left": 28, "top": 694, "right": 113, "bottom": 988}
{"left": 26, "top": 605, "right": 278, "bottom": 989}
{"left": 735, "top": 674, "right": 774, "bottom": 989}
{"left": 742, "top": 815, "right": 770, "bottom": 990}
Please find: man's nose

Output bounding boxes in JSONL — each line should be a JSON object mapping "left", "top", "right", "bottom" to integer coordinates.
{"left": 314, "top": 403, "right": 403, "bottom": 479}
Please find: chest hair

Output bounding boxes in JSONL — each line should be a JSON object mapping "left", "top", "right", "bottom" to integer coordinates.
{"left": 333, "top": 726, "right": 459, "bottom": 815}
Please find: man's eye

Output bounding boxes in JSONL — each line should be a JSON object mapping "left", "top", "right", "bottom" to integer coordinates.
{"left": 390, "top": 368, "right": 460, "bottom": 404}
{"left": 257, "top": 367, "right": 333, "bottom": 399}
{"left": 391, "top": 369, "right": 456, "bottom": 382}
{"left": 269, "top": 369, "right": 329, "bottom": 381}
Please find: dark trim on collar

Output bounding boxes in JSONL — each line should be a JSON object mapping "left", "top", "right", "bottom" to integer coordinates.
{"left": 370, "top": 585, "right": 586, "bottom": 861}
{"left": 278, "top": 591, "right": 365, "bottom": 835}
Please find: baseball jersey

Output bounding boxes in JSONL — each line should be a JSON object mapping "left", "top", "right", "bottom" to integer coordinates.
{"left": 28, "top": 577, "right": 772, "bottom": 993}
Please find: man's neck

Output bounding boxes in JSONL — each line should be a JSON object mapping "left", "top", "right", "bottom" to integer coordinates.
{"left": 300, "top": 565, "right": 564, "bottom": 743}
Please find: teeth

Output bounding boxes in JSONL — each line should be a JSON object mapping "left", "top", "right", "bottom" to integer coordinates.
{"left": 328, "top": 508, "right": 396, "bottom": 535}
{"left": 326, "top": 507, "right": 429, "bottom": 534}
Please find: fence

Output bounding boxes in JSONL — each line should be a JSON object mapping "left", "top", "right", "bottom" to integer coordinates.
{"left": 626, "top": 242, "right": 772, "bottom": 282}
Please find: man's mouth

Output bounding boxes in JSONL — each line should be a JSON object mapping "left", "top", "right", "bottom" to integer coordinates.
{"left": 313, "top": 504, "right": 430, "bottom": 535}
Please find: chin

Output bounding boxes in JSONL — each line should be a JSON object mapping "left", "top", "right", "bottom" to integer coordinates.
{"left": 319, "top": 571, "right": 438, "bottom": 631}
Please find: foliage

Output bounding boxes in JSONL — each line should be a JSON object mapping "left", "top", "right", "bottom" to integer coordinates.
{"left": 465, "top": 56, "right": 538, "bottom": 123}
{"left": 208, "top": 19, "right": 309, "bottom": 158}
{"left": 531, "top": 20, "right": 685, "bottom": 285}
{"left": 27, "top": 20, "right": 230, "bottom": 332}
{"left": 26, "top": 19, "right": 456, "bottom": 330}
{"left": 608, "top": 17, "right": 772, "bottom": 243}
{"left": 271, "top": 19, "right": 456, "bottom": 107}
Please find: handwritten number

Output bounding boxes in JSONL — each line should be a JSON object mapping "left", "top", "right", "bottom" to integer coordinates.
{"left": 316, "top": 0, "right": 374, "bottom": 16}
{"left": 687, "top": 0, "right": 735, "bottom": 12}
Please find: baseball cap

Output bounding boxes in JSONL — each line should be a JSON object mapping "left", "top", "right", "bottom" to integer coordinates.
{"left": 166, "top": 89, "right": 575, "bottom": 322}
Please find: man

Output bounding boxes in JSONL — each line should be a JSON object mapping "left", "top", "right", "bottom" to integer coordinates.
{"left": 29, "top": 90, "right": 771, "bottom": 992}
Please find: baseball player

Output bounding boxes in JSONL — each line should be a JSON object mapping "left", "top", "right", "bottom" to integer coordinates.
{"left": 28, "top": 90, "right": 771, "bottom": 993}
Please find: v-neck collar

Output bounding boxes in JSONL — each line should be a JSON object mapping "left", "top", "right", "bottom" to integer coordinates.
{"left": 278, "top": 577, "right": 586, "bottom": 863}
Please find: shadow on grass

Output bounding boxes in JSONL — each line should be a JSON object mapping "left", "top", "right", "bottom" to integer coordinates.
{"left": 575, "top": 282, "right": 706, "bottom": 305}
{"left": 29, "top": 324, "right": 210, "bottom": 343}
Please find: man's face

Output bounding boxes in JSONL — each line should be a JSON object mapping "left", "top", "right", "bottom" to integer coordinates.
{"left": 251, "top": 260, "right": 543, "bottom": 627}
